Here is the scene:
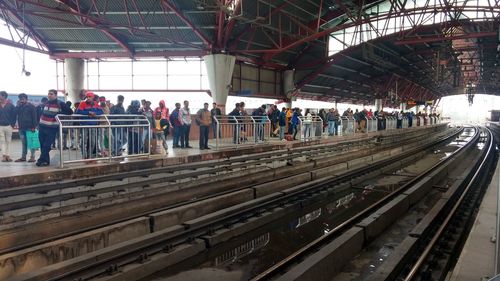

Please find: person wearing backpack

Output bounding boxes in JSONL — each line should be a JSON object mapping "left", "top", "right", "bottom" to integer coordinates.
{"left": 37, "top": 89, "right": 73, "bottom": 166}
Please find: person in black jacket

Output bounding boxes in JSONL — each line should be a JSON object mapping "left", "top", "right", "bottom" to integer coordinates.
{"left": 0, "top": 91, "right": 16, "bottom": 162}
{"left": 210, "top": 102, "right": 222, "bottom": 139}
{"left": 228, "top": 103, "right": 241, "bottom": 144}
{"left": 109, "top": 95, "right": 126, "bottom": 156}
{"left": 15, "top": 93, "right": 38, "bottom": 162}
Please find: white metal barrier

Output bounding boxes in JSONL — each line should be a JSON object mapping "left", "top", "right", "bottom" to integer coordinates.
{"left": 366, "top": 117, "right": 377, "bottom": 133}
{"left": 56, "top": 114, "right": 151, "bottom": 168}
{"left": 340, "top": 116, "right": 355, "bottom": 136}
{"left": 417, "top": 116, "right": 424, "bottom": 126}
{"left": 213, "top": 115, "right": 271, "bottom": 149}
{"left": 386, "top": 116, "right": 396, "bottom": 130}
{"left": 402, "top": 117, "right": 409, "bottom": 128}
{"left": 298, "top": 115, "right": 323, "bottom": 141}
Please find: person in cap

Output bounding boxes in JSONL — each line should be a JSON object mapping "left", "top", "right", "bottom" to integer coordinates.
{"left": 76, "top": 91, "right": 104, "bottom": 160}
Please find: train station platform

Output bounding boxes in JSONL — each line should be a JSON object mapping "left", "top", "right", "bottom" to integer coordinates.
{"left": 448, "top": 156, "right": 500, "bottom": 281}
{"left": 0, "top": 124, "right": 447, "bottom": 188}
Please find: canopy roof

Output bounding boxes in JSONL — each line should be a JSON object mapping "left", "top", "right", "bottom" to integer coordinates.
{"left": 0, "top": 0, "right": 498, "bottom": 103}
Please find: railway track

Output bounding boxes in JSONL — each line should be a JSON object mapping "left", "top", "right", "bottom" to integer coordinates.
{"left": 5, "top": 126, "right": 464, "bottom": 280}
{"left": 246, "top": 126, "right": 494, "bottom": 281}
{"left": 0, "top": 125, "right": 451, "bottom": 256}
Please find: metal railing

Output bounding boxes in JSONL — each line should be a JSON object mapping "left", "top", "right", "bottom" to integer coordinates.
{"left": 298, "top": 115, "right": 323, "bottom": 141}
{"left": 340, "top": 116, "right": 355, "bottom": 136}
{"left": 402, "top": 117, "right": 408, "bottom": 128}
{"left": 366, "top": 116, "right": 377, "bottom": 133}
{"left": 417, "top": 116, "right": 424, "bottom": 126}
{"left": 56, "top": 114, "right": 150, "bottom": 168}
{"left": 386, "top": 116, "right": 397, "bottom": 130}
{"left": 213, "top": 115, "right": 271, "bottom": 149}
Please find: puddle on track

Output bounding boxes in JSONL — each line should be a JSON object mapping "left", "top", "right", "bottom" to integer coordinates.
{"left": 144, "top": 188, "right": 386, "bottom": 281}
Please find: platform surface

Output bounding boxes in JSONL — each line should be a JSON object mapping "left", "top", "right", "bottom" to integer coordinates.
{"left": 448, "top": 157, "right": 499, "bottom": 281}
{"left": 0, "top": 125, "right": 445, "bottom": 188}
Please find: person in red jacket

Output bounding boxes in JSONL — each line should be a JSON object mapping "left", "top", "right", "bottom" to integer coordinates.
{"left": 76, "top": 92, "right": 104, "bottom": 159}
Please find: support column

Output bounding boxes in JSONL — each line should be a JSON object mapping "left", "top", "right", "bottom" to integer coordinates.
{"left": 204, "top": 54, "right": 236, "bottom": 114}
{"left": 400, "top": 102, "right": 406, "bottom": 111}
{"left": 375, "top": 98, "right": 383, "bottom": 112}
{"left": 283, "top": 70, "right": 294, "bottom": 108}
{"left": 65, "top": 58, "right": 85, "bottom": 103}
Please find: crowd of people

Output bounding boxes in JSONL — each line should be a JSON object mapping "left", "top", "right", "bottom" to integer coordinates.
{"left": 0, "top": 90, "right": 227, "bottom": 166}
{"left": 0, "top": 89, "right": 440, "bottom": 167}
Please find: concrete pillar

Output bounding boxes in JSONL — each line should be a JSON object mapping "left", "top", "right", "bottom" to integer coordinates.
{"left": 400, "top": 102, "right": 406, "bottom": 111}
{"left": 375, "top": 98, "right": 383, "bottom": 112}
{"left": 283, "top": 70, "right": 294, "bottom": 108}
{"left": 203, "top": 54, "right": 236, "bottom": 114}
{"left": 65, "top": 58, "right": 85, "bottom": 103}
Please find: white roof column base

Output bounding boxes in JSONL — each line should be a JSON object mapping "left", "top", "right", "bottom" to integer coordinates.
{"left": 65, "top": 58, "right": 84, "bottom": 104}
{"left": 283, "top": 70, "right": 294, "bottom": 108}
{"left": 203, "top": 54, "right": 236, "bottom": 114}
{"left": 375, "top": 99, "right": 383, "bottom": 112}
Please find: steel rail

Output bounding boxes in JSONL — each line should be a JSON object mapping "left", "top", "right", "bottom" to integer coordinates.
{"left": 2, "top": 126, "right": 440, "bottom": 213}
{"left": 0, "top": 133, "right": 378, "bottom": 197}
{"left": 0, "top": 135, "right": 382, "bottom": 254}
{"left": 0, "top": 140, "right": 372, "bottom": 212}
{"left": 33, "top": 127, "right": 465, "bottom": 281}
{"left": 403, "top": 127, "right": 494, "bottom": 280}
{"left": 251, "top": 126, "right": 479, "bottom": 281}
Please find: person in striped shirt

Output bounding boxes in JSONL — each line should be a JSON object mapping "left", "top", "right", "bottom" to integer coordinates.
{"left": 36, "top": 89, "right": 73, "bottom": 167}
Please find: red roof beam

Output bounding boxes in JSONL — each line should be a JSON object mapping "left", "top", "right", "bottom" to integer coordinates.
{"left": 227, "top": 0, "right": 299, "bottom": 50}
{"left": 0, "top": 1, "right": 52, "bottom": 52}
{"left": 0, "top": 36, "right": 49, "bottom": 55}
{"left": 55, "top": 0, "right": 134, "bottom": 57}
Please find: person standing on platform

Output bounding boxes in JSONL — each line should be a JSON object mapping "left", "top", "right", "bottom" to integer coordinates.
{"left": 179, "top": 100, "right": 192, "bottom": 148}
{"left": 170, "top": 103, "right": 182, "bottom": 148}
{"left": 109, "top": 95, "right": 126, "bottom": 156}
{"left": 291, "top": 108, "right": 301, "bottom": 140}
{"left": 278, "top": 107, "right": 287, "bottom": 140}
{"left": 196, "top": 102, "right": 211, "bottom": 150}
{"left": 153, "top": 111, "right": 168, "bottom": 154}
{"left": 0, "top": 91, "right": 16, "bottom": 162}
{"left": 210, "top": 102, "right": 221, "bottom": 139}
{"left": 36, "top": 97, "right": 47, "bottom": 122}
{"left": 37, "top": 89, "right": 73, "bottom": 166}
{"left": 228, "top": 103, "right": 241, "bottom": 144}
{"left": 155, "top": 100, "right": 169, "bottom": 120}
{"left": 326, "top": 108, "right": 336, "bottom": 136}
{"left": 15, "top": 93, "right": 38, "bottom": 162}
{"left": 139, "top": 101, "right": 154, "bottom": 153}
{"left": 126, "top": 100, "right": 142, "bottom": 154}
{"left": 76, "top": 92, "right": 103, "bottom": 160}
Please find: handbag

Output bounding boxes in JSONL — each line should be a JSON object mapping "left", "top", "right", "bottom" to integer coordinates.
{"left": 26, "top": 130, "right": 40, "bottom": 150}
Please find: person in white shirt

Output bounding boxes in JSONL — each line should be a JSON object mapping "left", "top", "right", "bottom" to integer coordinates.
{"left": 179, "top": 100, "right": 192, "bottom": 148}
